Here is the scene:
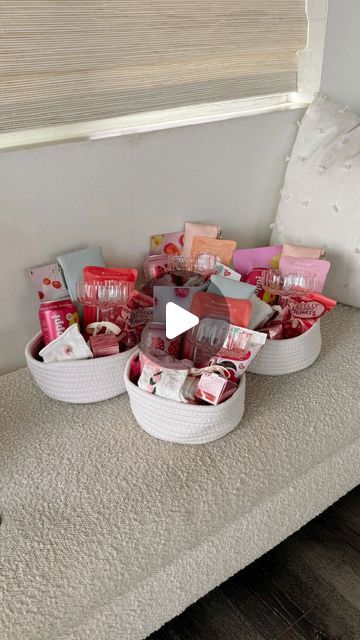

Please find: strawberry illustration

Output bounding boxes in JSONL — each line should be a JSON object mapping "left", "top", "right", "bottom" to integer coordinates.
{"left": 168, "top": 339, "right": 180, "bottom": 357}
{"left": 152, "top": 336, "right": 165, "bottom": 350}
{"left": 154, "top": 265, "right": 166, "bottom": 279}
{"left": 224, "top": 269, "right": 231, "bottom": 277}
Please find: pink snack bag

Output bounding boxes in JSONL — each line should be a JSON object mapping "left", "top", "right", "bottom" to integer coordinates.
{"left": 279, "top": 255, "right": 331, "bottom": 293}
{"left": 233, "top": 245, "right": 282, "bottom": 278}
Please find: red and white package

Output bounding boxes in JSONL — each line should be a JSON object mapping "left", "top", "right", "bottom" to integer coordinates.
{"left": 195, "top": 372, "right": 237, "bottom": 405}
{"left": 28, "top": 263, "right": 67, "bottom": 301}
{"left": 283, "top": 292, "right": 336, "bottom": 320}
{"left": 119, "top": 290, "right": 154, "bottom": 344}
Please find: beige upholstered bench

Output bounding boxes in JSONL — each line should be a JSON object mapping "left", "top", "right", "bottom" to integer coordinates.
{"left": 1, "top": 304, "right": 359, "bottom": 640}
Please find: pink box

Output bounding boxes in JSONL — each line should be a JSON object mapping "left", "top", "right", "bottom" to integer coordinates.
{"left": 89, "top": 334, "right": 119, "bottom": 358}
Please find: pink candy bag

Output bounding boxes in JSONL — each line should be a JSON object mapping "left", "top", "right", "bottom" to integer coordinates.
{"left": 279, "top": 255, "right": 331, "bottom": 293}
{"left": 233, "top": 245, "right": 282, "bottom": 278}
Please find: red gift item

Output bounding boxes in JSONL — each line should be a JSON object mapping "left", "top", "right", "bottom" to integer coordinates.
{"left": 89, "top": 334, "right": 120, "bottom": 358}
{"left": 83, "top": 266, "right": 137, "bottom": 330}
{"left": 195, "top": 372, "right": 238, "bottom": 405}
{"left": 282, "top": 292, "right": 336, "bottom": 320}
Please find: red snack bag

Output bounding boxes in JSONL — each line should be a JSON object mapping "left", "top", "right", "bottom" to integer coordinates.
{"left": 283, "top": 318, "right": 317, "bottom": 339}
{"left": 283, "top": 292, "right": 336, "bottom": 319}
{"left": 119, "top": 290, "right": 154, "bottom": 344}
{"left": 83, "top": 266, "right": 137, "bottom": 330}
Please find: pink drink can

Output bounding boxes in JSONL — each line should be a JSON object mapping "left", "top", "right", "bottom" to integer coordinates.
{"left": 39, "top": 299, "right": 79, "bottom": 345}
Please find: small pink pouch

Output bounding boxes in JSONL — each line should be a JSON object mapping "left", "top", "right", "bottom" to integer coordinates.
{"left": 281, "top": 243, "right": 326, "bottom": 260}
{"left": 183, "top": 222, "right": 221, "bottom": 254}
{"left": 233, "top": 245, "right": 282, "bottom": 278}
{"left": 279, "top": 255, "right": 331, "bottom": 293}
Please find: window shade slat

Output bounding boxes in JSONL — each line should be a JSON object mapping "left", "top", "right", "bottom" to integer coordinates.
{"left": 0, "top": 1, "right": 307, "bottom": 133}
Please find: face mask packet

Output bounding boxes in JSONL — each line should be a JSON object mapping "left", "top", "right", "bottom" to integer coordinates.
{"left": 183, "top": 222, "right": 221, "bottom": 254}
{"left": 191, "top": 237, "right": 237, "bottom": 266}
{"left": 233, "top": 245, "right": 282, "bottom": 278}
{"left": 279, "top": 255, "right": 331, "bottom": 293}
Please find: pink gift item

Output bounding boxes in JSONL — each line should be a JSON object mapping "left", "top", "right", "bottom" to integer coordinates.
{"left": 119, "top": 290, "right": 154, "bottom": 344}
{"left": 39, "top": 298, "right": 79, "bottom": 345}
{"left": 82, "top": 266, "right": 137, "bottom": 329}
{"left": 259, "top": 321, "right": 284, "bottom": 340}
{"left": 28, "top": 263, "right": 67, "bottom": 301}
{"left": 282, "top": 318, "right": 317, "bottom": 339}
{"left": 89, "top": 333, "right": 120, "bottom": 357}
{"left": 39, "top": 324, "right": 93, "bottom": 363}
{"left": 212, "top": 325, "right": 267, "bottom": 378}
{"left": 140, "top": 322, "right": 181, "bottom": 359}
{"left": 137, "top": 352, "right": 193, "bottom": 402}
{"left": 150, "top": 231, "right": 184, "bottom": 256}
{"left": 195, "top": 371, "right": 237, "bottom": 405}
{"left": 279, "top": 255, "right": 331, "bottom": 293}
{"left": 143, "top": 255, "right": 171, "bottom": 281}
{"left": 233, "top": 245, "right": 282, "bottom": 278}
{"left": 281, "top": 243, "right": 326, "bottom": 260}
{"left": 282, "top": 293, "right": 336, "bottom": 320}
{"left": 183, "top": 222, "right": 221, "bottom": 254}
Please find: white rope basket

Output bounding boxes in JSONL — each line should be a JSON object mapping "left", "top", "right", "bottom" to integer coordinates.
{"left": 249, "top": 321, "right": 321, "bottom": 376}
{"left": 124, "top": 352, "right": 246, "bottom": 444}
{"left": 25, "top": 332, "right": 136, "bottom": 403}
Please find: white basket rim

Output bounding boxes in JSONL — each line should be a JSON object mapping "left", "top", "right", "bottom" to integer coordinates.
{"left": 25, "top": 332, "right": 137, "bottom": 370}
{"left": 124, "top": 350, "right": 245, "bottom": 415}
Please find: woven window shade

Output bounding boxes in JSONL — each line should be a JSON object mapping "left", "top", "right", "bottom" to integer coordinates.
{"left": 0, "top": 1, "right": 307, "bottom": 134}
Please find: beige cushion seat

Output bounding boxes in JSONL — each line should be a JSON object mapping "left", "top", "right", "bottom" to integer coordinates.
{"left": 1, "top": 305, "right": 359, "bottom": 640}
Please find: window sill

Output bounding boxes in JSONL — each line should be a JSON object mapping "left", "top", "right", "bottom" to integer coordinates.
{"left": 0, "top": 92, "right": 309, "bottom": 152}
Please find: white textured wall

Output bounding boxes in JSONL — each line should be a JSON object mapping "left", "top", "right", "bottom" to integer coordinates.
{"left": 0, "top": 0, "right": 357, "bottom": 374}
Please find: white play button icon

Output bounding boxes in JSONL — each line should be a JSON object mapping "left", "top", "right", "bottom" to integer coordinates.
{"left": 165, "top": 302, "right": 199, "bottom": 340}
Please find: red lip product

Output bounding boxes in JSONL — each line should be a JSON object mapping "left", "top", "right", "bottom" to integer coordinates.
{"left": 39, "top": 298, "right": 79, "bottom": 345}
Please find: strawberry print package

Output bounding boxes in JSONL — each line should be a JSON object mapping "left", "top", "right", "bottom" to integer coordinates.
{"left": 233, "top": 245, "right": 282, "bottom": 278}
{"left": 28, "top": 263, "right": 67, "bottom": 301}
{"left": 279, "top": 256, "right": 331, "bottom": 293}
{"left": 150, "top": 231, "right": 184, "bottom": 256}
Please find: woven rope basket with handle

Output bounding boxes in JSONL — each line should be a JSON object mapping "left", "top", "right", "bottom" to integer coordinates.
{"left": 25, "top": 332, "right": 136, "bottom": 403}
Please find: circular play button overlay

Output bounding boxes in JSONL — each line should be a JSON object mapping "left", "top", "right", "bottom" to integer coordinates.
{"left": 139, "top": 278, "right": 231, "bottom": 369}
